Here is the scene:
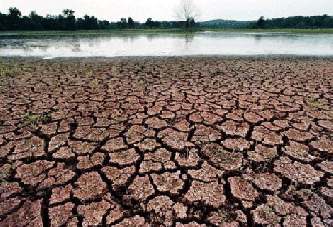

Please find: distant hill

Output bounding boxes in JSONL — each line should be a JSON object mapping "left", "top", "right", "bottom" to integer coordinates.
{"left": 198, "top": 19, "right": 253, "bottom": 29}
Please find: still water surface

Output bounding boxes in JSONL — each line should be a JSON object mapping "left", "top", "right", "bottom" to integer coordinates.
{"left": 0, "top": 32, "right": 333, "bottom": 58}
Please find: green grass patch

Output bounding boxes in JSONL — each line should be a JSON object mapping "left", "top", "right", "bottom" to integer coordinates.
{"left": 306, "top": 96, "right": 327, "bottom": 108}
{"left": 20, "top": 111, "right": 52, "bottom": 131}
{"left": 0, "top": 165, "right": 11, "bottom": 183}
{"left": 0, "top": 61, "right": 20, "bottom": 77}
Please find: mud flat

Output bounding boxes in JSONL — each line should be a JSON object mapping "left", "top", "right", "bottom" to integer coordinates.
{"left": 0, "top": 57, "right": 332, "bottom": 226}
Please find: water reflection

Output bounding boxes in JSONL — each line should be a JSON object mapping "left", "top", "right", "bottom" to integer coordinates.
{"left": 119, "top": 34, "right": 140, "bottom": 43}
{"left": 184, "top": 34, "right": 194, "bottom": 43}
{"left": 86, "top": 36, "right": 102, "bottom": 48}
{"left": 71, "top": 42, "right": 81, "bottom": 52}
{"left": 0, "top": 32, "right": 332, "bottom": 58}
{"left": 255, "top": 34, "right": 262, "bottom": 43}
{"left": 147, "top": 34, "right": 155, "bottom": 42}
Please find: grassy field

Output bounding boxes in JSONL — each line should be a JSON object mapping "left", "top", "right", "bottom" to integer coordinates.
{"left": 1, "top": 28, "right": 333, "bottom": 36}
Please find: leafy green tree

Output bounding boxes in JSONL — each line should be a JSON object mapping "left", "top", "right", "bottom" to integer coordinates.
{"left": 128, "top": 17, "right": 134, "bottom": 29}
{"left": 62, "top": 9, "right": 74, "bottom": 17}
{"left": 144, "top": 18, "right": 161, "bottom": 29}
{"left": 83, "top": 15, "right": 98, "bottom": 29}
{"left": 257, "top": 16, "right": 265, "bottom": 29}
{"left": 62, "top": 9, "right": 76, "bottom": 30}
{"left": 98, "top": 20, "right": 110, "bottom": 29}
{"left": 9, "top": 7, "right": 21, "bottom": 18}
{"left": 119, "top": 18, "right": 127, "bottom": 29}
{"left": 145, "top": 18, "right": 153, "bottom": 28}
{"left": 8, "top": 7, "right": 21, "bottom": 30}
{"left": 0, "top": 12, "right": 7, "bottom": 30}
{"left": 29, "top": 11, "right": 43, "bottom": 30}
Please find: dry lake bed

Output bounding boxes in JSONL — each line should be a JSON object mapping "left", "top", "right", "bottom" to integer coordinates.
{"left": 0, "top": 57, "right": 332, "bottom": 226}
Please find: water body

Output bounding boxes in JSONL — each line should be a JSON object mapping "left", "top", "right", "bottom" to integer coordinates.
{"left": 0, "top": 31, "right": 333, "bottom": 59}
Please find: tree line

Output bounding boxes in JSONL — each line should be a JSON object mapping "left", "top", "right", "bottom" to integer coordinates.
{"left": 0, "top": 7, "right": 193, "bottom": 31}
{"left": 252, "top": 15, "right": 333, "bottom": 29}
{"left": 1, "top": 7, "right": 332, "bottom": 31}
{"left": 196, "top": 15, "right": 333, "bottom": 30}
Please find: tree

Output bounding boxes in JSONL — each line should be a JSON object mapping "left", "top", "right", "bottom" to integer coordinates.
{"left": 128, "top": 17, "right": 134, "bottom": 29}
{"left": 9, "top": 7, "right": 21, "bottom": 18}
{"left": 8, "top": 7, "right": 21, "bottom": 30}
{"left": 175, "top": 0, "right": 200, "bottom": 29}
{"left": 79, "top": 15, "right": 98, "bottom": 30}
{"left": 119, "top": 18, "right": 127, "bottom": 29}
{"left": 0, "top": 12, "right": 7, "bottom": 30}
{"left": 145, "top": 18, "right": 160, "bottom": 29}
{"left": 29, "top": 11, "right": 39, "bottom": 20}
{"left": 62, "top": 9, "right": 74, "bottom": 17}
{"left": 29, "top": 11, "right": 43, "bottom": 30}
{"left": 145, "top": 18, "right": 153, "bottom": 28}
{"left": 98, "top": 20, "right": 110, "bottom": 29}
{"left": 121, "top": 18, "right": 127, "bottom": 24}
{"left": 256, "top": 16, "right": 265, "bottom": 29}
{"left": 62, "top": 9, "right": 76, "bottom": 30}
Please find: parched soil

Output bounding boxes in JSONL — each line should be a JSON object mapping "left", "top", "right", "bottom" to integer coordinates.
{"left": 0, "top": 57, "right": 332, "bottom": 226}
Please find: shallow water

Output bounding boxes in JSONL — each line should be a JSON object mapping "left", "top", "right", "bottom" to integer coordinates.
{"left": 0, "top": 31, "right": 333, "bottom": 59}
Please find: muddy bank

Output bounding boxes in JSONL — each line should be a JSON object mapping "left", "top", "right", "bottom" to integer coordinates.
{"left": 0, "top": 57, "right": 332, "bottom": 226}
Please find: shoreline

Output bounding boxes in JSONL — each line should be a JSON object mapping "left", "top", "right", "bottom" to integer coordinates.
{"left": 1, "top": 28, "right": 333, "bottom": 36}
{"left": 2, "top": 54, "right": 333, "bottom": 61}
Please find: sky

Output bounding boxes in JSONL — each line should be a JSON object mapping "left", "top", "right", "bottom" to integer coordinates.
{"left": 1, "top": 0, "right": 332, "bottom": 22}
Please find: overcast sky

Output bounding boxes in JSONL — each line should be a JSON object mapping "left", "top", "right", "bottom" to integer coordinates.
{"left": 1, "top": 0, "right": 332, "bottom": 22}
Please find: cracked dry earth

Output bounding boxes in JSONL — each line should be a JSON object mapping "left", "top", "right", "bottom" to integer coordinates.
{"left": 0, "top": 57, "right": 332, "bottom": 227}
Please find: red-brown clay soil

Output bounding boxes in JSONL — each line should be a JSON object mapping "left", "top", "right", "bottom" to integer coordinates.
{"left": 0, "top": 57, "right": 332, "bottom": 226}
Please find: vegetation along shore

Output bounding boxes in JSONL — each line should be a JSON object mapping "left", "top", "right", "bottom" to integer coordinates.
{"left": 1, "top": 28, "right": 333, "bottom": 36}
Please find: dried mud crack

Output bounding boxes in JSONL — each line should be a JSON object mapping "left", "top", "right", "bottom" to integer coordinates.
{"left": 0, "top": 57, "right": 332, "bottom": 226}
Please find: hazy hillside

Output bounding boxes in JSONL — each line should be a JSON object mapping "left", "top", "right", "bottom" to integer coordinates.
{"left": 198, "top": 19, "right": 253, "bottom": 29}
